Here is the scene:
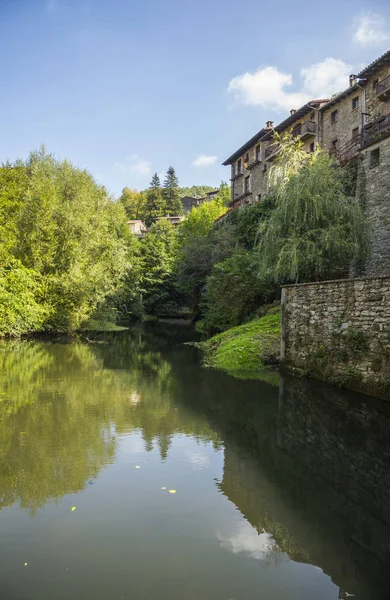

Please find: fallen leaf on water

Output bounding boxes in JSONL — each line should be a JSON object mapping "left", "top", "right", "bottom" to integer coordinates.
{"left": 169, "top": 490, "right": 177, "bottom": 494}
{"left": 20, "top": 432, "right": 26, "bottom": 435}
{"left": 24, "top": 563, "right": 28, "bottom": 566}
{"left": 161, "top": 487, "right": 166, "bottom": 490}
{"left": 135, "top": 466, "right": 140, "bottom": 469}
{"left": 71, "top": 507, "right": 76, "bottom": 512}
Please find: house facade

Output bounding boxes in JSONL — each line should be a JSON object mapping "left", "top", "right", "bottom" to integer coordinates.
{"left": 222, "top": 49, "right": 390, "bottom": 276}
{"left": 181, "top": 196, "right": 203, "bottom": 215}
{"left": 128, "top": 220, "right": 147, "bottom": 236}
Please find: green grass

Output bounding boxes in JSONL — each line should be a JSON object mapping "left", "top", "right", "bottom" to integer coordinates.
{"left": 198, "top": 305, "right": 281, "bottom": 377}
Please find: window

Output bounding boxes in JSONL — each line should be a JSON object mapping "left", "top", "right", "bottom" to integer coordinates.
{"left": 310, "top": 142, "right": 315, "bottom": 152}
{"left": 257, "top": 194, "right": 262, "bottom": 202}
{"left": 244, "top": 175, "right": 251, "bottom": 194}
{"left": 310, "top": 112, "right": 315, "bottom": 120}
{"left": 255, "top": 144, "right": 261, "bottom": 161}
{"left": 244, "top": 153, "right": 249, "bottom": 168}
{"left": 370, "top": 148, "right": 380, "bottom": 168}
{"left": 331, "top": 110, "right": 338, "bottom": 124}
{"left": 237, "top": 159, "right": 242, "bottom": 175}
{"left": 352, "top": 96, "right": 359, "bottom": 110}
{"left": 330, "top": 139, "right": 338, "bottom": 154}
{"left": 373, "top": 78, "right": 379, "bottom": 91}
{"left": 352, "top": 127, "right": 359, "bottom": 139}
{"left": 331, "top": 138, "right": 338, "bottom": 148}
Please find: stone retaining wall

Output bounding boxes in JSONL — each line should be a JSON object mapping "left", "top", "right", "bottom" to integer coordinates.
{"left": 281, "top": 277, "right": 390, "bottom": 398}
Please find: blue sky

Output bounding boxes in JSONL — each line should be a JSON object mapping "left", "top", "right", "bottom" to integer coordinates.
{"left": 0, "top": 0, "right": 389, "bottom": 196}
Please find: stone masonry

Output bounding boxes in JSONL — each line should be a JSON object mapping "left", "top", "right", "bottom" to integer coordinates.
{"left": 281, "top": 277, "right": 390, "bottom": 398}
{"left": 357, "top": 136, "right": 390, "bottom": 276}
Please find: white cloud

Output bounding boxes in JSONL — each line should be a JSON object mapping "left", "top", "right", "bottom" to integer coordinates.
{"left": 301, "top": 58, "right": 352, "bottom": 97}
{"left": 353, "top": 12, "right": 390, "bottom": 47}
{"left": 186, "top": 451, "right": 211, "bottom": 470}
{"left": 217, "top": 522, "right": 281, "bottom": 561}
{"left": 114, "top": 154, "right": 151, "bottom": 177}
{"left": 227, "top": 57, "right": 352, "bottom": 112}
{"left": 228, "top": 66, "right": 309, "bottom": 112}
{"left": 192, "top": 155, "right": 218, "bottom": 167}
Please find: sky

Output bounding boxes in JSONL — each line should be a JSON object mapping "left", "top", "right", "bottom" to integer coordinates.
{"left": 0, "top": 0, "right": 389, "bottom": 197}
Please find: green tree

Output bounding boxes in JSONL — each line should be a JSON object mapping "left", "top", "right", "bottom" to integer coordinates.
{"left": 213, "top": 181, "right": 230, "bottom": 206}
{"left": 257, "top": 135, "right": 368, "bottom": 283}
{"left": 196, "top": 249, "right": 273, "bottom": 335}
{"left": 0, "top": 148, "right": 135, "bottom": 335}
{"left": 163, "top": 166, "right": 182, "bottom": 216}
{"left": 140, "top": 220, "right": 181, "bottom": 315}
{"left": 175, "top": 199, "right": 228, "bottom": 312}
{"left": 145, "top": 173, "right": 165, "bottom": 226}
{"left": 119, "top": 187, "right": 147, "bottom": 221}
{"left": 178, "top": 185, "right": 215, "bottom": 198}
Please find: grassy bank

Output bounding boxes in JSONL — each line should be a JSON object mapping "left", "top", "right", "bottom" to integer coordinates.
{"left": 198, "top": 305, "right": 281, "bottom": 379}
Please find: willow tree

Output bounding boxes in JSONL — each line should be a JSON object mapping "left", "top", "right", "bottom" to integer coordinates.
{"left": 257, "top": 135, "right": 368, "bottom": 283}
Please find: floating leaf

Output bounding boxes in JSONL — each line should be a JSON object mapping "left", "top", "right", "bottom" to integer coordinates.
{"left": 71, "top": 507, "right": 76, "bottom": 512}
{"left": 169, "top": 490, "right": 177, "bottom": 494}
{"left": 20, "top": 432, "right": 26, "bottom": 435}
{"left": 161, "top": 487, "right": 166, "bottom": 490}
{"left": 135, "top": 466, "right": 140, "bottom": 469}
{"left": 24, "top": 563, "right": 28, "bottom": 566}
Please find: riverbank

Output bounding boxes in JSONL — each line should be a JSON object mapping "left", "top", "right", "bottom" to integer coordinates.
{"left": 196, "top": 305, "right": 280, "bottom": 378}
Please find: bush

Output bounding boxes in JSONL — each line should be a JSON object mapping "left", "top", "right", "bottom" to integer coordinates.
{"left": 196, "top": 249, "right": 274, "bottom": 336}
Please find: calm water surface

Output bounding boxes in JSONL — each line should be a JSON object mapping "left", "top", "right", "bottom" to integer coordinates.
{"left": 0, "top": 324, "right": 389, "bottom": 600}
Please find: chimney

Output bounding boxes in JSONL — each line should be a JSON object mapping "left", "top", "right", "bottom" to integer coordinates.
{"left": 349, "top": 74, "right": 357, "bottom": 87}
{"left": 290, "top": 109, "right": 296, "bottom": 115}
{"left": 266, "top": 120, "right": 274, "bottom": 129}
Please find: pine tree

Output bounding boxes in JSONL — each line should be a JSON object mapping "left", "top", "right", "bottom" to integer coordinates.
{"left": 163, "top": 166, "right": 183, "bottom": 216}
{"left": 145, "top": 173, "right": 165, "bottom": 226}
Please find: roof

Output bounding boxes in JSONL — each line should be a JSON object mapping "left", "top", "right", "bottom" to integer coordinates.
{"left": 223, "top": 100, "right": 328, "bottom": 163}
{"left": 319, "top": 84, "right": 360, "bottom": 111}
{"left": 262, "top": 100, "right": 329, "bottom": 140}
{"left": 222, "top": 127, "right": 267, "bottom": 165}
{"left": 357, "top": 49, "right": 390, "bottom": 79}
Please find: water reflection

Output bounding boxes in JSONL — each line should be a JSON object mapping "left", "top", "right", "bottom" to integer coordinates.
{"left": 0, "top": 325, "right": 389, "bottom": 600}
{"left": 0, "top": 333, "right": 219, "bottom": 513}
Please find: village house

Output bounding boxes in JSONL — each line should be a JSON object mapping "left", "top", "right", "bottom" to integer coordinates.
{"left": 180, "top": 196, "right": 203, "bottom": 215}
{"left": 222, "top": 48, "right": 390, "bottom": 276}
{"left": 128, "top": 220, "right": 147, "bottom": 237}
{"left": 222, "top": 100, "right": 328, "bottom": 209}
{"left": 156, "top": 215, "right": 185, "bottom": 227}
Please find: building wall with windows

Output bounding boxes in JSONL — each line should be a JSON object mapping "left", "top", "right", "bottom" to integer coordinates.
{"left": 365, "top": 64, "right": 390, "bottom": 122}
{"left": 319, "top": 87, "right": 362, "bottom": 153}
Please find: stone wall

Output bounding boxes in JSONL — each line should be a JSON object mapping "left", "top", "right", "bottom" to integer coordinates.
{"left": 320, "top": 88, "right": 362, "bottom": 151}
{"left": 281, "top": 277, "right": 390, "bottom": 397}
{"left": 357, "top": 135, "right": 390, "bottom": 276}
{"left": 365, "top": 63, "right": 390, "bottom": 122}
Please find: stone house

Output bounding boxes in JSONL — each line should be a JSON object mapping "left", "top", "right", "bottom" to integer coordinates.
{"left": 222, "top": 48, "right": 390, "bottom": 276}
{"left": 222, "top": 100, "right": 328, "bottom": 208}
{"left": 181, "top": 196, "right": 203, "bottom": 215}
{"left": 156, "top": 215, "right": 185, "bottom": 227}
{"left": 128, "top": 220, "right": 147, "bottom": 236}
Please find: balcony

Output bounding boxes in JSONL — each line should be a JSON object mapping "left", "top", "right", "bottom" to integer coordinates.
{"left": 362, "top": 112, "right": 390, "bottom": 147}
{"left": 264, "top": 143, "right": 280, "bottom": 161}
{"left": 230, "top": 191, "right": 252, "bottom": 206}
{"left": 329, "top": 137, "right": 360, "bottom": 166}
{"left": 376, "top": 75, "right": 390, "bottom": 101}
{"left": 230, "top": 173, "right": 243, "bottom": 182}
{"left": 292, "top": 120, "right": 317, "bottom": 141}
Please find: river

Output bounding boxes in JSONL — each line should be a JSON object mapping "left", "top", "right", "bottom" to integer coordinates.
{"left": 0, "top": 323, "right": 389, "bottom": 600}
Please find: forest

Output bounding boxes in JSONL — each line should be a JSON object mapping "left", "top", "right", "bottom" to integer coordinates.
{"left": 0, "top": 138, "right": 367, "bottom": 353}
